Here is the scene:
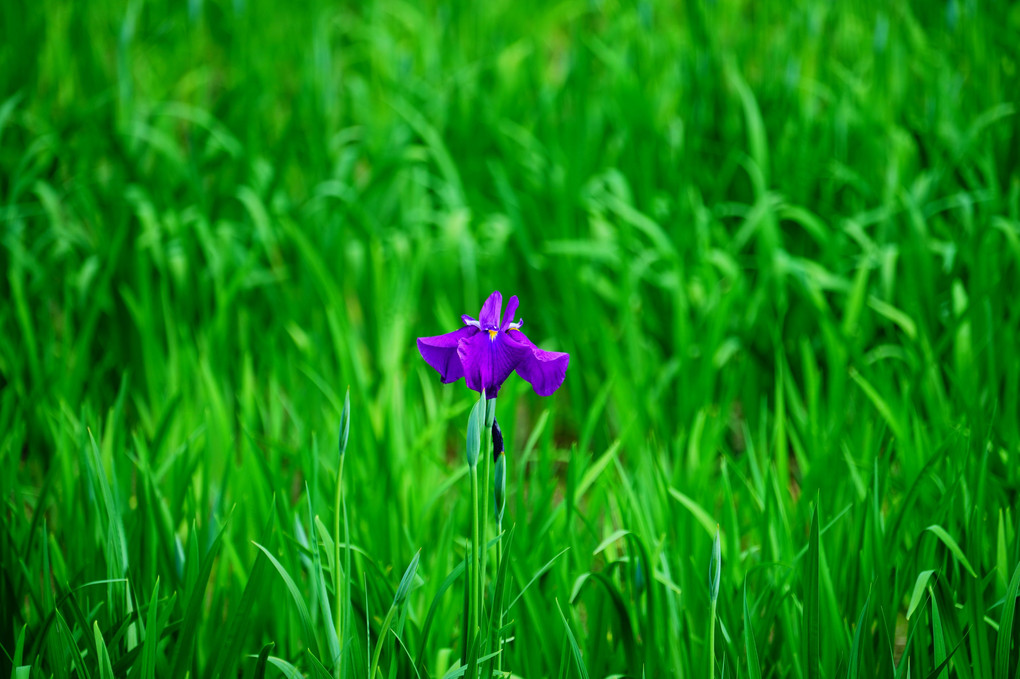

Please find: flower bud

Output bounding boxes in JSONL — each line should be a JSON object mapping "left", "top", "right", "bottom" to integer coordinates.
{"left": 338, "top": 387, "right": 351, "bottom": 459}
{"left": 491, "top": 418, "right": 504, "bottom": 463}
{"left": 709, "top": 526, "right": 721, "bottom": 604}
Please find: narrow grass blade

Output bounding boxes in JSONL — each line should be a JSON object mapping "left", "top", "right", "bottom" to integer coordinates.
{"left": 93, "top": 622, "right": 116, "bottom": 679}
{"left": 252, "top": 643, "right": 274, "bottom": 679}
{"left": 139, "top": 578, "right": 160, "bottom": 679}
{"left": 415, "top": 560, "right": 466, "bottom": 670}
{"left": 568, "top": 570, "right": 636, "bottom": 668}
{"left": 370, "top": 550, "right": 421, "bottom": 678}
{"left": 804, "top": 505, "right": 820, "bottom": 679}
{"left": 743, "top": 579, "right": 762, "bottom": 679}
{"left": 925, "top": 525, "right": 977, "bottom": 578}
{"left": 931, "top": 588, "right": 947, "bottom": 679}
{"left": 267, "top": 656, "right": 304, "bottom": 679}
{"left": 13, "top": 623, "right": 26, "bottom": 667}
{"left": 206, "top": 497, "right": 277, "bottom": 679}
{"left": 168, "top": 520, "right": 229, "bottom": 678}
{"left": 668, "top": 488, "right": 716, "bottom": 537}
{"left": 907, "top": 570, "right": 937, "bottom": 620}
{"left": 848, "top": 590, "right": 871, "bottom": 679}
{"left": 483, "top": 524, "right": 516, "bottom": 679}
{"left": 252, "top": 542, "right": 320, "bottom": 659}
{"left": 995, "top": 562, "right": 1020, "bottom": 679}
{"left": 308, "top": 488, "right": 340, "bottom": 672}
{"left": 508, "top": 547, "right": 570, "bottom": 611}
{"left": 556, "top": 599, "right": 590, "bottom": 679}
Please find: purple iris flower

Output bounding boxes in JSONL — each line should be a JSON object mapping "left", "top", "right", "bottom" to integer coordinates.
{"left": 417, "top": 291, "right": 569, "bottom": 398}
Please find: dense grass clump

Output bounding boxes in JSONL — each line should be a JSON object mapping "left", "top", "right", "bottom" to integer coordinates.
{"left": 2, "top": 0, "right": 1020, "bottom": 676}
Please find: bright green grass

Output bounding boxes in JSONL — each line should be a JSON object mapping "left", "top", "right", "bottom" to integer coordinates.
{"left": 3, "top": 0, "right": 1020, "bottom": 677}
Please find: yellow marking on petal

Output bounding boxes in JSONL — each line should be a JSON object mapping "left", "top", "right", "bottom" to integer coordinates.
{"left": 488, "top": 329, "right": 497, "bottom": 339}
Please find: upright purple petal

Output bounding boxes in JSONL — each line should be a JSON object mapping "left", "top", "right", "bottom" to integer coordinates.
{"left": 479, "top": 291, "right": 503, "bottom": 329}
{"left": 500, "top": 296, "right": 519, "bottom": 332}
{"left": 417, "top": 326, "right": 477, "bottom": 384}
{"left": 506, "top": 330, "right": 569, "bottom": 396}
{"left": 458, "top": 330, "right": 530, "bottom": 397}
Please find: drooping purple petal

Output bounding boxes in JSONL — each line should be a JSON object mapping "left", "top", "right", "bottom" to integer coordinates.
{"left": 506, "top": 330, "right": 569, "bottom": 396}
{"left": 458, "top": 330, "right": 530, "bottom": 398}
{"left": 500, "top": 296, "right": 519, "bottom": 332}
{"left": 417, "top": 326, "right": 478, "bottom": 384}
{"left": 479, "top": 290, "right": 503, "bottom": 329}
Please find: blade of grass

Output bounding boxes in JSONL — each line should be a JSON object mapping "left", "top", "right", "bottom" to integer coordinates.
{"left": 556, "top": 599, "right": 590, "bottom": 679}
{"left": 995, "top": 562, "right": 1020, "bottom": 679}
{"left": 804, "top": 505, "right": 820, "bottom": 679}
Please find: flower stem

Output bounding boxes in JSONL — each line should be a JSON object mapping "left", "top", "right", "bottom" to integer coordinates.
{"left": 709, "top": 598, "right": 716, "bottom": 679}
{"left": 334, "top": 452, "right": 345, "bottom": 661}
{"left": 479, "top": 427, "right": 491, "bottom": 623}
{"left": 495, "top": 516, "right": 504, "bottom": 674}
{"left": 469, "top": 463, "right": 480, "bottom": 669}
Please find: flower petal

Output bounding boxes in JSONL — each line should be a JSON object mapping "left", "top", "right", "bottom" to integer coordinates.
{"left": 500, "top": 296, "right": 519, "bottom": 332}
{"left": 479, "top": 290, "right": 503, "bottom": 329}
{"left": 417, "top": 326, "right": 477, "bottom": 384}
{"left": 458, "top": 330, "right": 530, "bottom": 398}
{"left": 507, "top": 330, "right": 569, "bottom": 396}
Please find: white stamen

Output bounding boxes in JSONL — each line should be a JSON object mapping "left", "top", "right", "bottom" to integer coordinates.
{"left": 464, "top": 319, "right": 480, "bottom": 328}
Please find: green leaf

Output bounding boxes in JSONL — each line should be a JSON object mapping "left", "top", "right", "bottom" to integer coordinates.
{"left": 415, "top": 560, "right": 466, "bottom": 671}
{"left": 139, "top": 578, "right": 161, "bottom": 679}
{"left": 508, "top": 547, "right": 570, "bottom": 611}
{"left": 93, "top": 622, "right": 116, "bottom": 679}
{"left": 168, "top": 519, "right": 229, "bottom": 678}
{"left": 803, "top": 505, "right": 820, "bottom": 679}
{"left": 371, "top": 549, "right": 422, "bottom": 678}
{"left": 931, "top": 587, "right": 947, "bottom": 679}
{"left": 307, "top": 488, "right": 340, "bottom": 671}
{"left": 744, "top": 580, "right": 762, "bottom": 679}
{"left": 12, "top": 623, "right": 26, "bottom": 668}
{"left": 556, "top": 599, "right": 590, "bottom": 679}
{"left": 206, "top": 497, "right": 277, "bottom": 679}
{"left": 926, "top": 525, "right": 977, "bottom": 578}
{"left": 573, "top": 441, "right": 621, "bottom": 504}
{"left": 592, "top": 529, "right": 631, "bottom": 557}
{"left": 995, "top": 562, "right": 1020, "bottom": 679}
{"left": 266, "top": 656, "right": 304, "bottom": 679}
{"left": 483, "top": 525, "right": 517, "bottom": 679}
{"left": 907, "top": 570, "right": 937, "bottom": 620}
{"left": 667, "top": 488, "right": 717, "bottom": 537}
{"left": 569, "top": 569, "right": 636, "bottom": 669}
{"left": 848, "top": 590, "right": 871, "bottom": 679}
{"left": 252, "top": 542, "right": 320, "bottom": 660}
{"left": 251, "top": 643, "right": 274, "bottom": 679}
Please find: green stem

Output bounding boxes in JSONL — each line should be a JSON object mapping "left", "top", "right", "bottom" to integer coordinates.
{"left": 709, "top": 598, "right": 716, "bottom": 679}
{"left": 495, "top": 517, "right": 504, "bottom": 674}
{"left": 480, "top": 427, "right": 491, "bottom": 624}
{"left": 334, "top": 453, "right": 346, "bottom": 658}
{"left": 469, "top": 464, "right": 480, "bottom": 665}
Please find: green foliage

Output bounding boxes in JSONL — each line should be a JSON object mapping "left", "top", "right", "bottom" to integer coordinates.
{"left": 2, "top": 0, "right": 1020, "bottom": 677}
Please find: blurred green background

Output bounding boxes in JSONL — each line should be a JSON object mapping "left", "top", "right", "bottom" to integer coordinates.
{"left": 3, "top": 0, "right": 1020, "bottom": 677}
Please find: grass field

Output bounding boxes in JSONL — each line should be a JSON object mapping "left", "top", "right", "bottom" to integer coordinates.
{"left": 3, "top": 0, "right": 1020, "bottom": 677}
